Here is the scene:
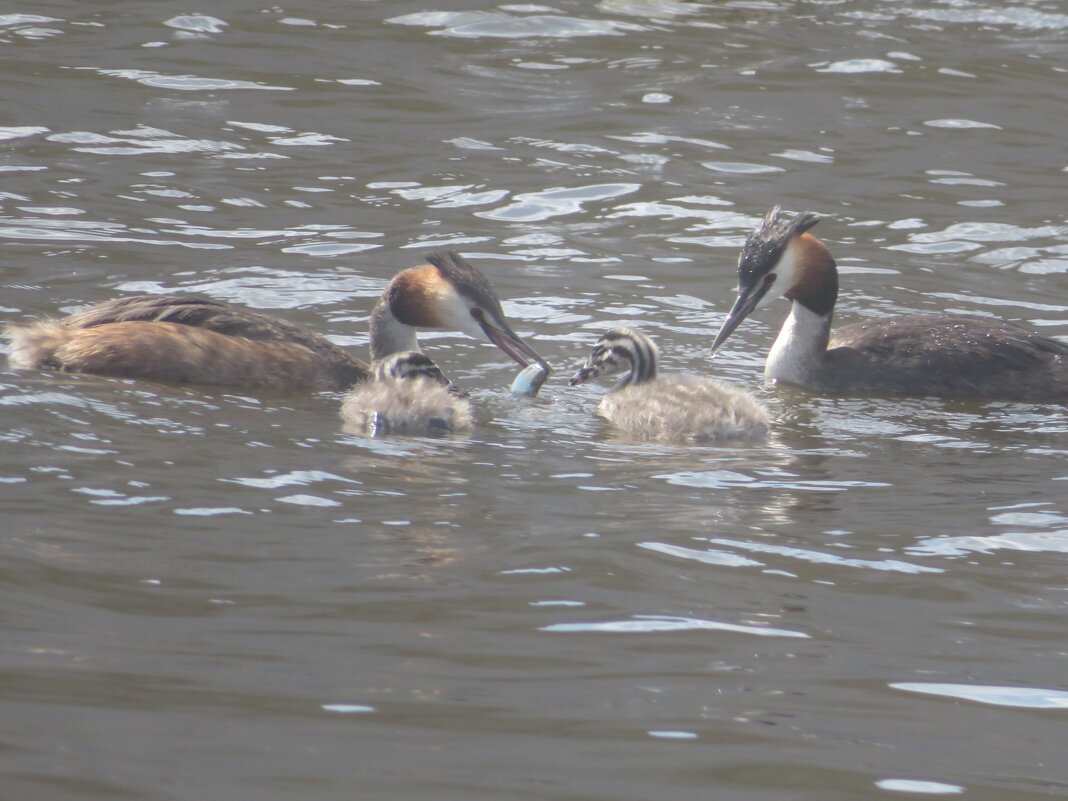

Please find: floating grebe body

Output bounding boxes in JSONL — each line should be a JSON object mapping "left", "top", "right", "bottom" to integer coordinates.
{"left": 340, "top": 351, "right": 473, "bottom": 437}
{"left": 569, "top": 328, "right": 769, "bottom": 442}
{"left": 5, "top": 252, "right": 547, "bottom": 393}
{"left": 5, "top": 295, "right": 366, "bottom": 390}
{"left": 710, "top": 208, "right": 1068, "bottom": 402}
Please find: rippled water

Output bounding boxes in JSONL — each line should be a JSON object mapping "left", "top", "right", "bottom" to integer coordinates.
{"left": 3, "top": 2, "right": 1068, "bottom": 799}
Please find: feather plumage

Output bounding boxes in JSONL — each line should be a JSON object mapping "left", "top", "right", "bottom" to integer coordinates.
{"left": 5, "top": 251, "right": 545, "bottom": 393}
{"left": 570, "top": 328, "right": 769, "bottom": 442}
{"left": 340, "top": 352, "right": 473, "bottom": 437}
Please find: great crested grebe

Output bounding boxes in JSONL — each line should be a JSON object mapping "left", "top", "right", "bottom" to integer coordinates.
{"left": 5, "top": 251, "right": 546, "bottom": 391}
{"left": 710, "top": 208, "right": 1068, "bottom": 401}
{"left": 340, "top": 351, "right": 473, "bottom": 437}
{"left": 569, "top": 327, "right": 769, "bottom": 442}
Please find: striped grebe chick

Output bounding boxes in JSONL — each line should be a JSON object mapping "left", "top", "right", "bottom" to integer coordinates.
{"left": 710, "top": 208, "right": 1068, "bottom": 401}
{"left": 340, "top": 351, "right": 473, "bottom": 437}
{"left": 5, "top": 251, "right": 546, "bottom": 392}
{"left": 568, "top": 327, "right": 769, "bottom": 442}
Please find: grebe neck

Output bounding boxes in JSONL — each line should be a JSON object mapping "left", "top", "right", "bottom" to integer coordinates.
{"left": 765, "top": 300, "right": 833, "bottom": 386}
{"left": 369, "top": 297, "right": 419, "bottom": 361}
{"left": 764, "top": 234, "right": 838, "bottom": 385}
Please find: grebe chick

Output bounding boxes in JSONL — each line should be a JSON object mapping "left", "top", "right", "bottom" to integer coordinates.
{"left": 340, "top": 351, "right": 473, "bottom": 437}
{"left": 568, "top": 328, "right": 769, "bottom": 442}
{"left": 710, "top": 207, "right": 1068, "bottom": 401}
{"left": 5, "top": 251, "right": 546, "bottom": 392}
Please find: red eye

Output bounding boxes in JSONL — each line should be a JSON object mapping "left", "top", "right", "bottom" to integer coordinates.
{"left": 469, "top": 308, "right": 484, "bottom": 321}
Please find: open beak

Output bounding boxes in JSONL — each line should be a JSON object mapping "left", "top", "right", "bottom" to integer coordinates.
{"left": 709, "top": 276, "right": 773, "bottom": 357}
{"left": 482, "top": 320, "right": 549, "bottom": 370}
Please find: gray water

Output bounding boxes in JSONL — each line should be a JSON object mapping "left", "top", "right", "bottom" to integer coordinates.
{"left": 3, "top": 2, "right": 1068, "bottom": 799}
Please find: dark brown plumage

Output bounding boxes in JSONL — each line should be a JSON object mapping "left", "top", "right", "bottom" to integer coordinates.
{"left": 822, "top": 314, "right": 1068, "bottom": 400}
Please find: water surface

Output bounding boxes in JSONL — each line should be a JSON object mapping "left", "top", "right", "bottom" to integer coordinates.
{"left": 3, "top": 2, "right": 1068, "bottom": 799}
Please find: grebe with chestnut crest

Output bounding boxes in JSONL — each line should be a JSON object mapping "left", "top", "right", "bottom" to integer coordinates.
{"left": 709, "top": 208, "right": 1068, "bottom": 401}
{"left": 6, "top": 251, "right": 547, "bottom": 392}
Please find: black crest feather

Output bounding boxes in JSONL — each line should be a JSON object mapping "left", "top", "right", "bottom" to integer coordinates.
{"left": 738, "top": 207, "right": 821, "bottom": 285}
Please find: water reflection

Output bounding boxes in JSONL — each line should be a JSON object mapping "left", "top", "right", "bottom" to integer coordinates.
{"left": 388, "top": 9, "right": 648, "bottom": 39}
{"left": 891, "top": 682, "right": 1068, "bottom": 709}
{"left": 541, "top": 612, "right": 809, "bottom": 638}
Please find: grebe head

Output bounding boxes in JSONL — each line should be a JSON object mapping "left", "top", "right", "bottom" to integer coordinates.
{"left": 568, "top": 327, "right": 658, "bottom": 391}
{"left": 385, "top": 251, "right": 547, "bottom": 369}
{"left": 374, "top": 351, "right": 450, "bottom": 385}
{"left": 709, "top": 207, "right": 830, "bottom": 356}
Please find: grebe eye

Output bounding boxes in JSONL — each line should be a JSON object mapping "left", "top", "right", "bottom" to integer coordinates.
{"left": 764, "top": 273, "right": 776, "bottom": 287}
{"left": 470, "top": 307, "right": 485, "bottom": 321}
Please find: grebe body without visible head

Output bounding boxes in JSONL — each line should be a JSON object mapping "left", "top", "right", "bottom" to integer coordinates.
{"left": 6, "top": 295, "right": 368, "bottom": 391}
{"left": 710, "top": 208, "right": 1068, "bottom": 402}
{"left": 569, "top": 327, "right": 769, "bottom": 442}
{"left": 5, "top": 251, "right": 546, "bottom": 392}
{"left": 340, "top": 351, "right": 473, "bottom": 437}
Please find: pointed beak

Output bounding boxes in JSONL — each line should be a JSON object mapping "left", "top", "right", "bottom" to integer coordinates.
{"left": 481, "top": 319, "right": 549, "bottom": 370}
{"left": 709, "top": 276, "right": 773, "bottom": 357}
{"left": 568, "top": 364, "right": 596, "bottom": 386}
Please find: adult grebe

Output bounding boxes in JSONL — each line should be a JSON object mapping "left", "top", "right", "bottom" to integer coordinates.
{"left": 340, "top": 351, "right": 473, "bottom": 437}
{"left": 569, "top": 327, "right": 769, "bottom": 442}
{"left": 709, "top": 208, "right": 1068, "bottom": 401}
{"left": 5, "top": 251, "right": 546, "bottom": 391}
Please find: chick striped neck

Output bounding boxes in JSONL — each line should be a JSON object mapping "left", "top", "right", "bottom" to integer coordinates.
{"left": 374, "top": 351, "right": 447, "bottom": 384}
{"left": 602, "top": 328, "right": 658, "bottom": 390}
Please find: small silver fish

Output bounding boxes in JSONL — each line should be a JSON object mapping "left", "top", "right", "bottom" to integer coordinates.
{"left": 510, "top": 362, "right": 551, "bottom": 397}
